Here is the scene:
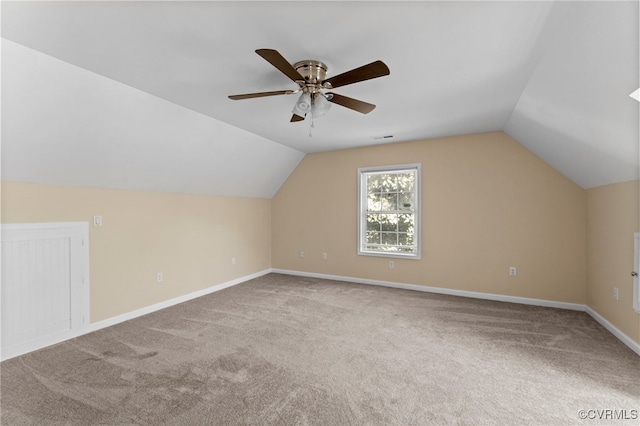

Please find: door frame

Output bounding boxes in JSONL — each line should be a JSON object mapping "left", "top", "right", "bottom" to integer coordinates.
{"left": 634, "top": 232, "right": 639, "bottom": 313}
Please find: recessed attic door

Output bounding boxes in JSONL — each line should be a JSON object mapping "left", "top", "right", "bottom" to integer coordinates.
{"left": 1, "top": 222, "right": 89, "bottom": 360}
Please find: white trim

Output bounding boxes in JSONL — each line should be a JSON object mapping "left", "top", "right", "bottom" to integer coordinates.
{"left": 585, "top": 306, "right": 640, "bottom": 356}
{"left": 634, "top": 232, "right": 639, "bottom": 313}
{"left": 2, "top": 222, "right": 89, "bottom": 231}
{"left": 0, "top": 268, "right": 270, "bottom": 361}
{"left": 87, "top": 269, "right": 269, "bottom": 332}
{"left": 272, "top": 269, "right": 583, "bottom": 310}
{"left": 272, "top": 268, "right": 640, "bottom": 356}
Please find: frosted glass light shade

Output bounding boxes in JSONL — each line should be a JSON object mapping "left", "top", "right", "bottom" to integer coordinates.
{"left": 312, "top": 94, "right": 332, "bottom": 118}
{"left": 292, "top": 93, "right": 311, "bottom": 116}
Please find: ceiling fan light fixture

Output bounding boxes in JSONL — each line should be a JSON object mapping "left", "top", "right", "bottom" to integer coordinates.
{"left": 292, "top": 93, "right": 311, "bottom": 116}
{"left": 311, "top": 93, "right": 332, "bottom": 118}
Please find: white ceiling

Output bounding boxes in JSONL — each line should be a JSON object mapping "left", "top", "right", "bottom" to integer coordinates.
{"left": 2, "top": 1, "right": 638, "bottom": 197}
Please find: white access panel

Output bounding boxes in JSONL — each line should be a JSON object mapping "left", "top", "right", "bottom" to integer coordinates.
{"left": 1, "top": 223, "right": 89, "bottom": 360}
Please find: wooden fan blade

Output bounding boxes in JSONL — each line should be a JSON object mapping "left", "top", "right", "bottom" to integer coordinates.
{"left": 322, "top": 60, "right": 390, "bottom": 89}
{"left": 228, "top": 90, "right": 294, "bottom": 100}
{"left": 256, "top": 49, "right": 304, "bottom": 82}
{"left": 290, "top": 113, "right": 306, "bottom": 122}
{"left": 327, "top": 93, "right": 376, "bottom": 114}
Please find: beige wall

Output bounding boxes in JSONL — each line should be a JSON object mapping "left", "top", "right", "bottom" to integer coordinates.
{"left": 272, "top": 132, "right": 587, "bottom": 304}
{"left": 586, "top": 180, "right": 640, "bottom": 343}
{"left": 4, "top": 133, "right": 638, "bottom": 346}
{"left": 1, "top": 182, "right": 271, "bottom": 322}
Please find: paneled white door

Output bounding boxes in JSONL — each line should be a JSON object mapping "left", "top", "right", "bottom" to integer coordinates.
{"left": 1, "top": 222, "right": 89, "bottom": 360}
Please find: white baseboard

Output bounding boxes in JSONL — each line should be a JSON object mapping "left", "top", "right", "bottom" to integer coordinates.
{"left": 5, "top": 268, "right": 638, "bottom": 361}
{"left": 584, "top": 306, "right": 640, "bottom": 356}
{"left": 87, "top": 269, "right": 270, "bottom": 333}
{"left": 272, "top": 268, "right": 640, "bottom": 356}
{"left": 0, "top": 269, "right": 271, "bottom": 361}
{"left": 271, "top": 269, "right": 584, "bottom": 310}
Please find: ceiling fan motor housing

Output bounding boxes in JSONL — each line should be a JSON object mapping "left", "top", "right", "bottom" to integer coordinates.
{"left": 294, "top": 60, "right": 330, "bottom": 91}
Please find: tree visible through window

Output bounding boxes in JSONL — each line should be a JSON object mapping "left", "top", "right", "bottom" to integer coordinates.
{"left": 358, "top": 164, "right": 421, "bottom": 258}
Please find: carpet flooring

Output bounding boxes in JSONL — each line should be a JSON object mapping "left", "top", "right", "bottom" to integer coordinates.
{"left": 1, "top": 273, "right": 639, "bottom": 425}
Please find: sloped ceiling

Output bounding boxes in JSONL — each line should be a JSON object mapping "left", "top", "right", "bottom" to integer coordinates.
{"left": 2, "top": 39, "right": 304, "bottom": 198}
{"left": 1, "top": 1, "right": 638, "bottom": 197}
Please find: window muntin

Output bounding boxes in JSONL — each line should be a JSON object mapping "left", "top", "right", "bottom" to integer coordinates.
{"left": 358, "top": 164, "right": 421, "bottom": 258}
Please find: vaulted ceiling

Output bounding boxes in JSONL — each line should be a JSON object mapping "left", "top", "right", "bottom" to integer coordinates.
{"left": 2, "top": 1, "right": 638, "bottom": 198}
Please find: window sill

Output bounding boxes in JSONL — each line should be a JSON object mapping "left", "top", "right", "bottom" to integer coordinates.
{"left": 357, "top": 250, "right": 421, "bottom": 260}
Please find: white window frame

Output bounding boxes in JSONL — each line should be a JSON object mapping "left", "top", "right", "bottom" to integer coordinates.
{"left": 357, "top": 163, "right": 421, "bottom": 259}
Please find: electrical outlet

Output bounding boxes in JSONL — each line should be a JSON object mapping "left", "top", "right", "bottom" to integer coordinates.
{"left": 299, "top": 251, "right": 304, "bottom": 258}
{"left": 614, "top": 287, "right": 619, "bottom": 300}
{"left": 157, "top": 272, "right": 163, "bottom": 283}
{"left": 389, "top": 260, "right": 395, "bottom": 269}
{"left": 231, "top": 257, "right": 237, "bottom": 265}
{"left": 322, "top": 252, "right": 327, "bottom": 261}
{"left": 509, "top": 267, "right": 517, "bottom": 276}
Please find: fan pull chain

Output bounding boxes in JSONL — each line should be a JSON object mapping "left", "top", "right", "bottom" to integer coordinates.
{"left": 309, "top": 116, "right": 315, "bottom": 137}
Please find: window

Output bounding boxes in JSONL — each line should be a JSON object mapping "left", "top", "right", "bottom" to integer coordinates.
{"left": 358, "top": 164, "right": 421, "bottom": 258}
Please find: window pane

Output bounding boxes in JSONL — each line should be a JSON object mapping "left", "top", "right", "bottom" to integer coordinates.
{"left": 381, "top": 232, "right": 398, "bottom": 246}
{"left": 397, "top": 173, "right": 415, "bottom": 191}
{"left": 366, "top": 231, "right": 380, "bottom": 244}
{"left": 399, "top": 192, "right": 414, "bottom": 210}
{"left": 380, "top": 175, "right": 397, "bottom": 191}
{"left": 379, "top": 214, "right": 397, "bottom": 231}
{"left": 398, "top": 233, "right": 413, "bottom": 246}
{"left": 367, "top": 175, "right": 381, "bottom": 193}
{"left": 382, "top": 193, "right": 397, "bottom": 211}
{"left": 366, "top": 214, "right": 381, "bottom": 231}
{"left": 368, "top": 193, "right": 382, "bottom": 211}
{"left": 398, "top": 214, "right": 413, "bottom": 233}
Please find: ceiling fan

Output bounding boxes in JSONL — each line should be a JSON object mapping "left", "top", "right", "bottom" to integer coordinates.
{"left": 228, "top": 49, "right": 390, "bottom": 122}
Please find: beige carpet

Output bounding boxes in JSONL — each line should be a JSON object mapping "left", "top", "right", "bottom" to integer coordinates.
{"left": 1, "top": 273, "right": 638, "bottom": 425}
